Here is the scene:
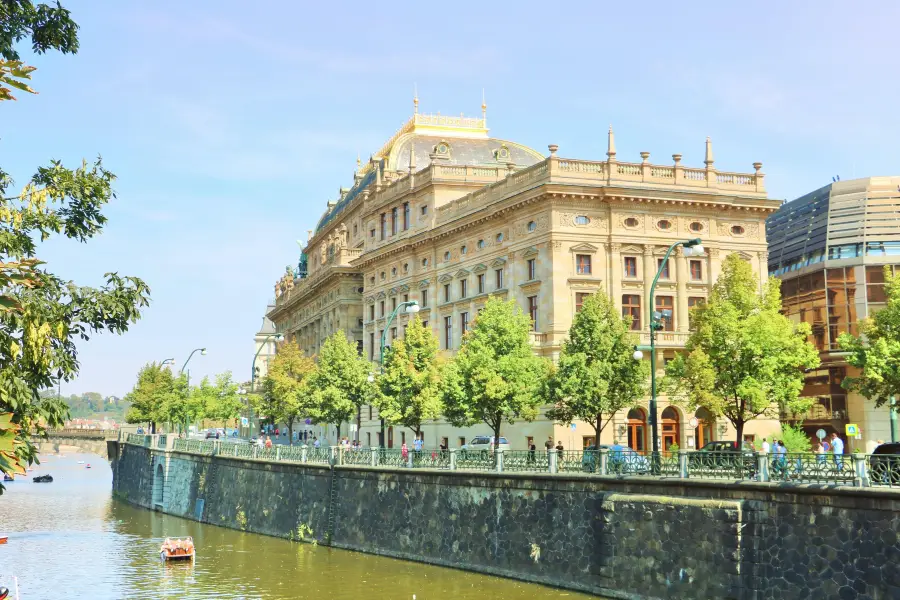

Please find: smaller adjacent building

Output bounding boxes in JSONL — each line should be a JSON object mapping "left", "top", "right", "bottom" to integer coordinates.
{"left": 767, "top": 176, "right": 900, "bottom": 450}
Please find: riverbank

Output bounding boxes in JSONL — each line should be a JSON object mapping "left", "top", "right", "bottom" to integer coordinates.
{"left": 112, "top": 440, "right": 900, "bottom": 600}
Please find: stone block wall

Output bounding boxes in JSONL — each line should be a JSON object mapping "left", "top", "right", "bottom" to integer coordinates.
{"left": 112, "top": 444, "right": 900, "bottom": 600}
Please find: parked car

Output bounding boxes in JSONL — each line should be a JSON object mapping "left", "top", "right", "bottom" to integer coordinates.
{"left": 581, "top": 445, "right": 650, "bottom": 474}
{"left": 869, "top": 442, "right": 900, "bottom": 485}
{"left": 690, "top": 440, "right": 757, "bottom": 477}
{"left": 204, "top": 428, "right": 220, "bottom": 440}
{"left": 467, "top": 436, "right": 510, "bottom": 455}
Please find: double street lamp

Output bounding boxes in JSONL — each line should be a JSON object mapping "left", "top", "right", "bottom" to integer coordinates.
{"left": 377, "top": 300, "right": 420, "bottom": 447}
{"left": 181, "top": 348, "right": 207, "bottom": 435}
{"left": 633, "top": 238, "right": 704, "bottom": 464}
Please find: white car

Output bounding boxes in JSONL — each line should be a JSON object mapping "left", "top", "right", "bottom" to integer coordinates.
{"left": 467, "top": 436, "right": 511, "bottom": 453}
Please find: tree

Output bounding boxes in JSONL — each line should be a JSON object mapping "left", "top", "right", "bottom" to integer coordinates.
{"left": 839, "top": 266, "right": 900, "bottom": 414}
{"left": 441, "top": 297, "right": 551, "bottom": 445}
{"left": 202, "top": 371, "right": 243, "bottom": 431}
{"left": 261, "top": 343, "right": 316, "bottom": 444}
{"left": 0, "top": 4, "right": 149, "bottom": 485}
{"left": 374, "top": 317, "right": 442, "bottom": 441}
{"left": 546, "top": 292, "right": 648, "bottom": 440}
{"left": 124, "top": 364, "right": 174, "bottom": 432}
{"left": 664, "top": 254, "right": 819, "bottom": 443}
{"left": 308, "top": 331, "right": 370, "bottom": 441}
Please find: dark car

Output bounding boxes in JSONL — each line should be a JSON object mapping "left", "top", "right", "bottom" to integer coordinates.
{"left": 869, "top": 443, "right": 900, "bottom": 485}
{"left": 690, "top": 440, "right": 757, "bottom": 477}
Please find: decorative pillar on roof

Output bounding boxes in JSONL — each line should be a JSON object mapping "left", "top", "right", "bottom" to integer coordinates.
{"left": 482, "top": 89, "right": 487, "bottom": 128}
{"left": 606, "top": 126, "right": 617, "bottom": 185}
{"left": 704, "top": 136, "right": 714, "bottom": 166}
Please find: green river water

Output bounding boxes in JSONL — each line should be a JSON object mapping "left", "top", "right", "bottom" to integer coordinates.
{"left": 0, "top": 451, "right": 600, "bottom": 599}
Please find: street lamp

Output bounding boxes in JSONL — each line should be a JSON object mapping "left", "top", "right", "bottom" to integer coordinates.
{"left": 160, "top": 358, "right": 175, "bottom": 367}
{"left": 637, "top": 237, "right": 703, "bottom": 468}
{"left": 181, "top": 348, "right": 207, "bottom": 436}
{"left": 377, "top": 301, "right": 420, "bottom": 447}
{"left": 250, "top": 333, "right": 284, "bottom": 435}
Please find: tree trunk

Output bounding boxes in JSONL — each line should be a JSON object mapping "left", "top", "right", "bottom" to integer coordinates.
{"left": 734, "top": 420, "right": 744, "bottom": 447}
{"left": 288, "top": 421, "right": 294, "bottom": 446}
{"left": 596, "top": 414, "right": 603, "bottom": 446}
{"left": 335, "top": 422, "right": 341, "bottom": 443}
{"left": 356, "top": 406, "right": 361, "bottom": 443}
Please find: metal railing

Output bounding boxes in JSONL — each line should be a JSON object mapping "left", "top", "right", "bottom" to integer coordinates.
{"left": 120, "top": 437, "right": 900, "bottom": 489}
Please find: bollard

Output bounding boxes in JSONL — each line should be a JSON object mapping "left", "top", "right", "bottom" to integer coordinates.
{"left": 449, "top": 448, "right": 457, "bottom": 470}
{"left": 548, "top": 450, "right": 558, "bottom": 474}
{"left": 495, "top": 448, "right": 504, "bottom": 473}
{"left": 757, "top": 451, "right": 770, "bottom": 482}
{"left": 599, "top": 448, "right": 609, "bottom": 476}
{"left": 301, "top": 444, "right": 308, "bottom": 463}
{"left": 679, "top": 450, "right": 689, "bottom": 478}
{"left": 370, "top": 446, "right": 378, "bottom": 467}
{"left": 853, "top": 453, "right": 869, "bottom": 487}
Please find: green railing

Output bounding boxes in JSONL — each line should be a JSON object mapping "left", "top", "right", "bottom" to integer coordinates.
{"left": 279, "top": 445, "right": 306, "bottom": 462}
{"left": 173, "top": 439, "right": 215, "bottom": 455}
{"left": 768, "top": 453, "right": 854, "bottom": 484}
{"left": 868, "top": 454, "right": 900, "bottom": 487}
{"left": 126, "top": 433, "right": 147, "bottom": 446}
{"left": 377, "top": 449, "right": 406, "bottom": 468}
{"left": 306, "top": 447, "right": 331, "bottom": 465}
{"left": 156, "top": 435, "right": 167, "bottom": 449}
{"left": 687, "top": 451, "right": 757, "bottom": 480}
{"left": 455, "top": 449, "right": 495, "bottom": 471}
{"left": 557, "top": 450, "right": 586, "bottom": 473}
{"left": 503, "top": 450, "right": 549, "bottom": 473}
{"left": 411, "top": 449, "right": 450, "bottom": 469}
{"left": 342, "top": 448, "right": 372, "bottom": 466}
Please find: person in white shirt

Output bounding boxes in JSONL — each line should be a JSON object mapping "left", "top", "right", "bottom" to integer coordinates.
{"left": 761, "top": 438, "right": 770, "bottom": 453}
{"left": 830, "top": 432, "right": 844, "bottom": 471}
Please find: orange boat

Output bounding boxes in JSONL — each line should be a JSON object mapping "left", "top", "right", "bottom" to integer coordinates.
{"left": 0, "top": 536, "right": 7, "bottom": 544}
{"left": 160, "top": 536, "right": 194, "bottom": 561}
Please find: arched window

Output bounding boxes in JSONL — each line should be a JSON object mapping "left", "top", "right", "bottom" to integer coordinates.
{"left": 627, "top": 408, "right": 647, "bottom": 454}
{"left": 661, "top": 406, "right": 680, "bottom": 454}
{"left": 695, "top": 407, "right": 715, "bottom": 449}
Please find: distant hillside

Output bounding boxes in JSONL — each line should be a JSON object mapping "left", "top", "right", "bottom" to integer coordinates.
{"left": 41, "top": 390, "right": 131, "bottom": 421}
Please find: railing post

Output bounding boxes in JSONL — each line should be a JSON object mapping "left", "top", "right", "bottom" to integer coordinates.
{"left": 757, "top": 451, "right": 770, "bottom": 483}
{"left": 276, "top": 446, "right": 281, "bottom": 461}
{"left": 253, "top": 445, "right": 258, "bottom": 459}
{"left": 548, "top": 451, "right": 558, "bottom": 474}
{"left": 495, "top": 448, "right": 504, "bottom": 473}
{"left": 407, "top": 450, "right": 413, "bottom": 469}
{"left": 853, "top": 453, "right": 869, "bottom": 487}
{"left": 233, "top": 444, "right": 238, "bottom": 457}
{"left": 599, "top": 448, "right": 609, "bottom": 476}
{"left": 370, "top": 447, "right": 378, "bottom": 467}
{"left": 449, "top": 448, "right": 457, "bottom": 470}
{"left": 329, "top": 446, "right": 337, "bottom": 467}
{"left": 301, "top": 444, "right": 308, "bottom": 463}
{"left": 679, "top": 449, "right": 689, "bottom": 478}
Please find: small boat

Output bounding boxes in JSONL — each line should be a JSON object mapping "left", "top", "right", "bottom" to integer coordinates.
{"left": 0, "top": 536, "right": 7, "bottom": 544}
{"left": 86, "top": 464, "right": 91, "bottom": 469}
{"left": 2, "top": 474, "right": 12, "bottom": 482}
{"left": 0, "top": 585, "right": 8, "bottom": 599}
{"left": 160, "top": 536, "right": 195, "bottom": 561}
{"left": 32, "top": 474, "right": 53, "bottom": 483}
{"left": 77, "top": 461, "right": 84, "bottom": 464}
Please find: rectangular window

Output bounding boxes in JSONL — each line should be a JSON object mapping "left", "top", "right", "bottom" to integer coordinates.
{"left": 575, "top": 292, "right": 591, "bottom": 312}
{"left": 401, "top": 432, "right": 406, "bottom": 445}
{"left": 527, "top": 258, "right": 537, "bottom": 280}
{"left": 421, "top": 205, "right": 428, "bottom": 216}
{"left": 391, "top": 297, "right": 397, "bottom": 312}
{"left": 391, "top": 327, "right": 397, "bottom": 341}
{"left": 369, "top": 228, "right": 375, "bottom": 238}
{"left": 380, "top": 300, "right": 385, "bottom": 317}
{"left": 367, "top": 432, "right": 371, "bottom": 446}
{"left": 422, "top": 320, "right": 428, "bottom": 329}
{"left": 527, "top": 295, "right": 538, "bottom": 330}
{"left": 444, "top": 316, "right": 452, "bottom": 349}
{"left": 458, "top": 436, "right": 466, "bottom": 447}
{"left": 461, "top": 311, "right": 469, "bottom": 334}
{"left": 443, "top": 283, "right": 451, "bottom": 302}
{"left": 477, "top": 273, "right": 485, "bottom": 294}
{"left": 402, "top": 293, "right": 408, "bottom": 303}
{"left": 369, "top": 332, "right": 375, "bottom": 360}
{"left": 391, "top": 207, "right": 398, "bottom": 235}
{"left": 460, "top": 279, "right": 468, "bottom": 298}
{"left": 656, "top": 296, "right": 674, "bottom": 331}
{"left": 380, "top": 213, "right": 387, "bottom": 240}
{"left": 369, "top": 304, "right": 375, "bottom": 321}
{"left": 576, "top": 254, "right": 592, "bottom": 275}
{"left": 657, "top": 258, "right": 670, "bottom": 279}
{"left": 368, "top": 405, "right": 372, "bottom": 420}
{"left": 624, "top": 256, "right": 637, "bottom": 278}
{"left": 690, "top": 260, "right": 703, "bottom": 281}
{"left": 403, "top": 202, "right": 410, "bottom": 231}
{"left": 421, "top": 289, "right": 428, "bottom": 308}
{"left": 688, "top": 296, "right": 705, "bottom": 309}
{"left": 495, "top": 268, "right": 504, "bottom": 289}
{"left": 622, "top": 294, "right": 641, "bottom": 330}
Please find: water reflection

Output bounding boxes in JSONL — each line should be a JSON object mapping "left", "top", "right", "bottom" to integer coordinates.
{"left": 0, "top": 452, "right": 596, "bottom": 599}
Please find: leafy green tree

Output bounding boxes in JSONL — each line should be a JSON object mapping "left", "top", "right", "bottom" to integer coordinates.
{"left": 260, "top": 343, "right": 316, "bottom": 444}
{"left": 374, "top": 317, "right": 442, "bottom": 441}
{"left": 309, "top": 331, "right": 370, "bottom": 441}
{"left": 664, "top": 254, "right": 819, "bottom": 443}
{"left": 202, "top": 372, "right": 243, "bottom": 430}
{"left": 778, "top": 423, "right": 812, "bottom": 453}
{"left": 839, "top": 266, "right": 900, "bottom": 415}
{"left": 124, "top": 364, "right": 174, "bottom": 431}
{"left": 546, "top": 292, "right": 648, "bottom": 439}
{"left": 0, "top": 4, "right": 149, "bottom": 483}
{"left": 441, "top": 297, "right": 551, "bottom": 445}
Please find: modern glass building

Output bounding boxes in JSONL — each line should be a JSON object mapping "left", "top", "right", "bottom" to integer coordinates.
{"left": 767, "top": 177, "right": 900, "bottom": 449}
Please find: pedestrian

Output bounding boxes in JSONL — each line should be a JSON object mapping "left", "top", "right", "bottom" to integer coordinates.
{"left": 544, "top": 437, "right": 553, "bottom": 451}
{"left": 401, "top": 442, "right": 409, "bottom": 462}
{"left": 761, "top": 437, "right": 770, "bottom": 453}
{"left": 528, "top": 440, "right": 536, "bottom": 465}
{"left": 815, "top": 440, "right": 826, "bottom": 466}
{"left": 413, "top": 436, "right": 423, "bottom": 454}
{"left": 555, "top": 441, "right": 564, "bottom": 452}
{"left": 830, "top": 432, "right": 844, "bottom": 472}
{"left": 313, "top": 436, "right": 320, "bottom": 449}
{"left": 265, "top": 436, "right": 273, "bottom": 449}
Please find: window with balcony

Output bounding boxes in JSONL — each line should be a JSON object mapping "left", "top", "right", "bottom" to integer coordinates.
{"left": 656, "top": 296, "right": 674, "bottom": 331}
{"left": 690, "top": 260, "right": 703, "bottom": 281}
{"left": 622, "top": 294, "right": 641, "bottom": 330}
{"left": 624, "top": 256, "right": 637, "bottom": 278}
{"left": 657, "top": 258, "right": 670, "bottom": 279}
{"left": 527, "top": 295, "right": 538, "bottom": 330}
{"left": 443, "top": 284, "right": 451, "bottom": 303}
{"left": 576, "top": 254, "right": 592, "bottom": 275}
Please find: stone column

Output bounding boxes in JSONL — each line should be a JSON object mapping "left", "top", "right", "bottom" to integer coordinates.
{"left": 757, "top": 251, "right": 769, "bottom": 292}
{"left": 676, "top": 246, "right": 689, "bottom": 332}
{"left": 608, "top": 243, "right": 622, "bottom": 310}
{"left": 643, "top": 245, "right": 656, "bottom": 331}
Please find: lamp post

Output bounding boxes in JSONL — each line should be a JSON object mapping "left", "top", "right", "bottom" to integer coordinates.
{"left": 633, "top": 238, "right": 703, "bottom": 469}
{"left": 160, "top": 358, "right": 175, "bottom": 367}
{"left": 181, "top": 348, "right": 207, "bottom": 436}
{"left": 251, "top": 333, "right": 284, "bottom": 436}
{"left": 378, "top": 300, "right": 420, "bottom": 447}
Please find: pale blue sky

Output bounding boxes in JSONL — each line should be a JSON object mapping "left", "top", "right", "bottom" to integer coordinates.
{"left": 3, "top": 0, "right": 899, "bottom": 396}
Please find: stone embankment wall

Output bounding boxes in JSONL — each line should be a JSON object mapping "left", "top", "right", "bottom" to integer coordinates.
{"left": 112, "top": 442, "right": 900, "bottom": 600}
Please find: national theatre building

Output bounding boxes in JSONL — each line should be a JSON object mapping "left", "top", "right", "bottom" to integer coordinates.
{"left": 266, "top": 101, "right": 781, "bottom": 451}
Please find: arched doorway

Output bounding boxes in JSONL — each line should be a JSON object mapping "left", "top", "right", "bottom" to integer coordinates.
{"left": 661, "top": 406, "right": 680, "bottom": 454}
{"left": 152, "top": 462, "right": 164, "bottom": 507}
{"left": 695, "top": 407, "right": 715, "bottom": 449}
{"left": 627, "top": 408, "right": 647, "bottom": 454}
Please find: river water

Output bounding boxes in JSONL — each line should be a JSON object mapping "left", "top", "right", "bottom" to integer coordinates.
{"left": 0, "top": 451, "right": 598, "bottom": 599}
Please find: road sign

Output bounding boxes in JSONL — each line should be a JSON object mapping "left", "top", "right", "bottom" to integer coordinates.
{"left": 816, "top": 429, "right": 827, "bottom": 440}
{"left": 689, "top": 417, "right": 699, "bottom": 428}
{"left": 240, "top": 417, "right": 249, "bottom": 427}
{"left": 570, "top": 423, "right": 577, "bottom": 431}
{"left": 845, "top": 424, "right": 859, "bottom": 436}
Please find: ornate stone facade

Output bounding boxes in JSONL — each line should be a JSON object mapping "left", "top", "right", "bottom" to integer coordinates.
{"left": 267, "top": 107, "right": 781, "bottom": 450}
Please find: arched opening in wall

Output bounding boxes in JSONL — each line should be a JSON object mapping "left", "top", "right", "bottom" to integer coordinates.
{"left": 661, "top": 406, "right": 681, "bottom": 454}
{"left": 695, "top": 407, "right": 715, "bottom": 449}
{"left": 152, "top": 462, "right": 165, "bottom": 507}
{"left": 627, "top": 408, "right": 647, "bottom": 454}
